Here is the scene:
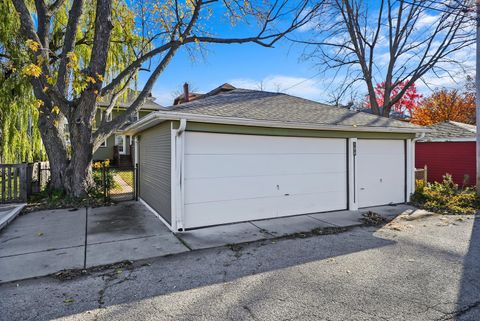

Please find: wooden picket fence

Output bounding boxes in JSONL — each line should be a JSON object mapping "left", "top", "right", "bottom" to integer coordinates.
{"left": 415, "top": 165, "right": 428, "bottom": 184}
{"left": 0, "top": 164, "right": 27, "bottom": 203}
{"left": 0, "top": 162, "right": 50, "bottom": 203}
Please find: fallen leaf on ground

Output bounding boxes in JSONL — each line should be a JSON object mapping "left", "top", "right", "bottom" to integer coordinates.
{"left": 63, "top": 299, "right": 75, "bottom": 304}
{"left": 386, "top": 223, "right": 404, "bottom": 231}
{"left": 37, "top": 232, "right": 44, "bottom": 237}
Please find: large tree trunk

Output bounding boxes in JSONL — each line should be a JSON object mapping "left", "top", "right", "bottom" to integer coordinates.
{"left": 36, "top": 103, "right": 69, "bottom": 191}
{"left": 64, "top": 144, "right": 94, "bottom": 198}
{"left": 37, "top": 96, "right": 96, "bottom": 198}
{"left": 63, "top": 98, "right": 96, "bottom": 197}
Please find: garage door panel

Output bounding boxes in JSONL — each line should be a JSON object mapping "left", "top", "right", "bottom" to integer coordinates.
{"left": 185, "top": 132, "right": 346, "bottom": 155}
{"left": 277, "top": 191, "right": 347, "bottom": 217}
{"left": 184, "top": 191, "right": 348, "bottom": 229}
{"left": 357, "top": 139, "right": 405, "bottom": 208}
{"left": 183, "top": 132, "right": 348, "bottom": 228}
{"left": 184, "top": 198, "right": 278, "bottom": 228}
{"left": 185, "top": 154, "right": 346, "bottom": 179}
{"left": 359, "top": 139, "right": 404, "bottom": 154}
{"left": 185, "top": 172, "right": 347, "bottom": 204}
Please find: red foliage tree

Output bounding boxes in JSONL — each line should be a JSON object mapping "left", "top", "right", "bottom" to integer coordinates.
{"left": 365, "top": 81, "right": 423, "bottom": 117}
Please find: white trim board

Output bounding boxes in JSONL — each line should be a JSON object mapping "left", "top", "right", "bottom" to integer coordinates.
{"left": 123, "top": 111, "right": 427, "bottom": 136}
{"left": 417, "top": 138, "right": 475, "bottom": 142}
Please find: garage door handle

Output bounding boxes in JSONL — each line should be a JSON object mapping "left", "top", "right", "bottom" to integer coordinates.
{"left": 284, "top": 193, "right": 290, "bottom": 196}
{"left": 360, "top": 188, "right": 365, "bottom": 190}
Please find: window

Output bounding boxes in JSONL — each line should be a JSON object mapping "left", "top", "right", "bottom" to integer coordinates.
{"left": 100, "top": 139, "right": 107, "bottom": 148}
{"left": 106, "top": 113, "right": 113, "bottom": 122}
{"left": 128, "top": 111, "right": 140, "bottom": 123}
{"left": 115, "top": 135, "right": 126, "bottom": 154}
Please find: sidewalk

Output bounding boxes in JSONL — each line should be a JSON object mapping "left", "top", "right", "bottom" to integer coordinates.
{"left": 0, "top": 203, "right": 26, "bottom": 231}
{"left": 0, "top": 202, "right": 187, "bottom": 283}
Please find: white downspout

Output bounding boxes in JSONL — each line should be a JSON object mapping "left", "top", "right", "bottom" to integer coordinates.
{"left": 413, "top": 132, "right": 426, "bottom": 143}
{"left": 175, "top": 119, "right": 187, "bottom": 231}
{"left": 410, "top": 132, "right": 426, "bottom": 199}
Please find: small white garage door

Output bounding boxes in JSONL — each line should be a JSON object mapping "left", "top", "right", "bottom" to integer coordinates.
{"left": 357, "top": 139, "right": 405, "bottom": 208}
{"left": 183, "top": 132, "right": 348, "bottom": 228}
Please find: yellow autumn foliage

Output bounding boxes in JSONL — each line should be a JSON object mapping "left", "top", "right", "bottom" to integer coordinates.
{"left": 21, "top": 64, "right": 42, "bottom": 78}
{"left": 26, "top": 39, "right": 40, "bottom": 52}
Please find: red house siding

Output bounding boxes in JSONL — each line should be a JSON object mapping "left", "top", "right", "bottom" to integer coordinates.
{"left": 415, "top": 141, "right": 476, "bottom": 186}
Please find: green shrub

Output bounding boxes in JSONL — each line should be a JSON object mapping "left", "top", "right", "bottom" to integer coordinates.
{"left": 90, "top": 160, "right": 114, "bottom": 198}
{"left": 411, "top": 174, "right": 479, "bottom": 215}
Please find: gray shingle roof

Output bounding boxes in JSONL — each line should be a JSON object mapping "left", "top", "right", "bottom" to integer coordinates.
{"left": 161, "top": 89, "right": 422, "bottom": 130}
{"left": 98, "top": 89, "right": 163, "bottom": 110}
{"left": 420, "top": 121, "right": 476, "bottom": 141}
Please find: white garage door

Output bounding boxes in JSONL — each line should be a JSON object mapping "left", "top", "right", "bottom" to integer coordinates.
{"left": 183, "top": 132, "right": 348, "bottom": 228}
{"left": 357, "top": 139, "right": 405, "bottom": 208}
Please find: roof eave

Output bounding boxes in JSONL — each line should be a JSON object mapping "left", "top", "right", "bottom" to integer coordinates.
{"left": 418, "top": 137, "right": 475, "bottom": 143}
{"left": 123, "top": 111, "right": 429, "bottom": 136}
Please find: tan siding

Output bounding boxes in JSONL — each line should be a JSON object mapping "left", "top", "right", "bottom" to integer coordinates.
{"left": 138, "top": 121, "right": 172, "bottom": 223}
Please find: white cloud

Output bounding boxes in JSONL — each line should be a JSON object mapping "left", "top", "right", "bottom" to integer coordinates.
{"left": 229, "top": 75, "right": 327, "bottom": 101}
{"left": 416, "top": 13, "right": 439, "bottom": 29}
{"left": 151, "top": 89, "right": 177, "bottom": 107}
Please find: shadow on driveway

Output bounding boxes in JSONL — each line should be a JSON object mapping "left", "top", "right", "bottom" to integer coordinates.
{"left": 454, "top": 214, "right": 480, "bottom": 320}
{"left": 0, "top": 224, "right": 398, "bottom": 321}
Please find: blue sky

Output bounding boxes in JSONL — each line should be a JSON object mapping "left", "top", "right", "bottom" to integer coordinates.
{"left": 138, "top": 2, "right": 475, "bottom": 108}
{"left": 144, "top": 37, "right": 323, "bottom": 107}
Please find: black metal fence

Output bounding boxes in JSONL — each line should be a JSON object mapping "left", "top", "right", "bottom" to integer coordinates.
{"left": 0, "top": 162, "right": 137, "bottom": 203}
{"left": 93, "top": 165, "right": 137, "bottom": 202}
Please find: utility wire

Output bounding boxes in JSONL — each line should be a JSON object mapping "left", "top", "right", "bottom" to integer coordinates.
{"left": 402, "top": 0, "right": 474, "bottom": 19}
{"left": 282, "top": 71, "right": 323, "bottom": 91}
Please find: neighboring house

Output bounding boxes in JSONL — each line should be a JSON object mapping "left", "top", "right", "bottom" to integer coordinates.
{"left": 415, "top": 121, "right": 476, "bottom": 186}
{"left": 124, "top": 86, "right": 426, "bottom": 231}
{"left": 173, "top": 82, "right": 235, "bottom": 105}
{"left": 92, "top": 92, "right": 163, "bottom": 165}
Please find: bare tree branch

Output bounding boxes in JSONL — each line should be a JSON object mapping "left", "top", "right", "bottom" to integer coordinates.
{"left": 57, "top": 0, "right": 84, "bottom": 96}
{"left": 297, "top": 0, "right": 474, "bottom": 117}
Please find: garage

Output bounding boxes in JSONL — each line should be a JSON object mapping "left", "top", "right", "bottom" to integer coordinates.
{"left": 125, "top": 86, "right": 424, "bottom": 231}
{"left": 183, "top": 132, "right": 348, "bottom": 228}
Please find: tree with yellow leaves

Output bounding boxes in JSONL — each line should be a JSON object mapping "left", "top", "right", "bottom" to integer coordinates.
{"left": 3, "top": 0, "right": 321, "bottom": 197}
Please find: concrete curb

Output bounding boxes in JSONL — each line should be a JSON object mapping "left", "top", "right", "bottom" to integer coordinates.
{"left": 0, "top": 204, "right": 26, "bottom": 232}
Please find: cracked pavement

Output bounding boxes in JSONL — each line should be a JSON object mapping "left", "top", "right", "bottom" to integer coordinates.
{"left": 0, "top": 213, "right": 479, "bottom": 321}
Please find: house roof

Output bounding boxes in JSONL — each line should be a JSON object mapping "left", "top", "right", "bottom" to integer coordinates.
{"left": 124, "top": 88, "right": 427, "bottom": 135}
{"left": 419, "top": 121, "right": 476, "bottom": 142}
{"left": 97, "top": 89, "right": 163, "bottom": 111}
{"left": 173, "top": 83, "right": 236, "bottom": 105}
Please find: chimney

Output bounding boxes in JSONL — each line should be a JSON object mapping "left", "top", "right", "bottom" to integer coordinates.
{"left": 183, "top": 82, "right": 189, "bottom": 103}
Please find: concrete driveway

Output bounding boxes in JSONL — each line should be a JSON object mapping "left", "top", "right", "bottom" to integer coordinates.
{"left": 0, "top": 202, "right": 188, "bottom": 282}
{"left": 0, "top": 201, "right": 416, "bottom": 283}
{"left": 0, "top": 202, "right": 428, "bottom": 283}
{"left": 0, "top": 212, "right": 478, "bottom": 321}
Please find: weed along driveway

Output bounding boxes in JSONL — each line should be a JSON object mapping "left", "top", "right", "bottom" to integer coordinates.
{"left": 0, "top": 202, "right": 188, "bottom": 283}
